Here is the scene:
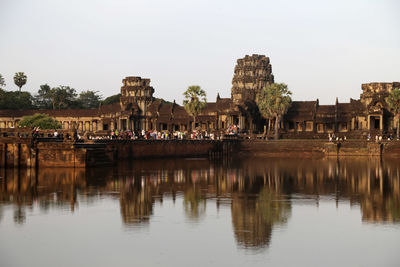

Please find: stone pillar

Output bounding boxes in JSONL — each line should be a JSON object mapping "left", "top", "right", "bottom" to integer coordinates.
{"left": 380, "top": 115, "right": 383, "bottom": 130}
{"left": 367, "top": 115, "right": 370, "bottom": 130}
{"left": 240, "top": 116, "right": 245, "bottom": 130}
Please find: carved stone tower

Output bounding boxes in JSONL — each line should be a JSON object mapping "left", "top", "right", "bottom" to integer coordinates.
{"left": 120, "top": 76, "right": 155, "bottom": 113}
{"left": 231, "top": 54, "right": 274, "bottom": 104}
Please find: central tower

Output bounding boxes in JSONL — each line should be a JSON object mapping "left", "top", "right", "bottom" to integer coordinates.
{"left": 231, "top": 54, "right": 274, "bottom": 104}
{"left": 120, "top": 76, "right": 154, "bottom": 113}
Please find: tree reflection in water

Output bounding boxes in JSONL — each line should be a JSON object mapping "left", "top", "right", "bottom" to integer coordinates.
{"left": 232, "top": 187, "right": 291, "bottom": 249}
{"left": 183, "top": 187, "right": 206, "bottom": 220}
{"left": 0, "top": 157, "right": 400, "bottom": 249}
{"left": 119, "top": 178, "right": 153, "bottom": 225}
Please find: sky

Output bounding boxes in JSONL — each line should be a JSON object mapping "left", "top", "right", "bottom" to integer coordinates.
{"left": 0, "top": 0, "right": 399, "bottom": 104}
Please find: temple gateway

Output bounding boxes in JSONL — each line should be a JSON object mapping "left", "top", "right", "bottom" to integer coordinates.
{"left": 0, "top": 54, "right": 399, "bottom": 138}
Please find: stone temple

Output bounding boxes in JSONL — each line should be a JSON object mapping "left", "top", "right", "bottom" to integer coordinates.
{"left": 0, "top": 54, "right": 399, "bottom": 138}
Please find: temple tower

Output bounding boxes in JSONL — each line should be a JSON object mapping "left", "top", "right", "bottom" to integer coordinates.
{"left": 120, "top": 76, "right": 155, "bottom": 130}
{"left": 120, "top": 76, "right": 154, "bottom": 112}
{"left": 231, "top": 54, "right": 274, "bottom": 104}
{"left": 360, "top": 82, "right": 400, "bottom": 131}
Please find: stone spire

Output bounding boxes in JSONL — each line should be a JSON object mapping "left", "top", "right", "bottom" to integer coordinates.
{"left": 120, "top": 76, "right": 155, "bottom": 112}
{"left": 231, "top": 54, "right": 274, "bottom": 104}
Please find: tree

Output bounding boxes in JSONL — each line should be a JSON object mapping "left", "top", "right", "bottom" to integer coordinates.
{"left": 77, "top": 90, "right": 102, "bottom": 109}
{"left": 256, "top": 98, "right": 274, "bottom": 136}
{"left": 0, "top": 89, "right": 34, "bottom": 109}
{"left": 0, "top": 74, "right": 5, "bottom": 89}
{"left": 34, "top": 84, "right": 53, "bottom": 109}
{"left": 18, "top": 113, "right": 61, "bottom": 129}
{"left": 183, "top": 85, "right": 207, "bottom": 130}
{"left": 256, "top": 83, "right": 292, "bottom": 140}
{"left": 52, "top": 86, "right": 77, "bottom": 109}
{"left": 102, "top": 93, "right": 121, "bottom": 105}
{"left": 387, "top": 88, "right": 400, "bottom": 139}
{"left": 13, "top": 72, "right": 27, "bottom": 93}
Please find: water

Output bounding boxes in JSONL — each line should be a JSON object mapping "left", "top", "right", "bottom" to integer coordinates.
{"left": 0, "top": 157, "right": 399, "bottom": 267}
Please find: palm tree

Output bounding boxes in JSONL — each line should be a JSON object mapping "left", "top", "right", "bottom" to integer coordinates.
{"left": 183, "top": 85, "right": 207, "bottom": 130}
{"left": 387, "top": 87, "right": 400, "bottom": 139}
{"left": 256, "top": 94, "right": 274, "bottom": 136}
{"left": 256, "top": 83, "right": 292, "bottom": 140}
{"left": 13, "top": 72, "right": 27, "bottom": 94}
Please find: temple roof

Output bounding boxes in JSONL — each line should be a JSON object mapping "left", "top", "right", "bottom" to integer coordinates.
{"left": 99, "top": 102, "right": 121, "bottom": 115}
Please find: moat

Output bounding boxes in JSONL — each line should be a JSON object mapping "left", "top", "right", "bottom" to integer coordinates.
{"left": 1, "top": 157, "right": 399, "bottom": 266}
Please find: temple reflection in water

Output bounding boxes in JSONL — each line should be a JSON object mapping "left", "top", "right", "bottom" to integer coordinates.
{"left": 1, "top": 157, "right": 400, "bottom": 249}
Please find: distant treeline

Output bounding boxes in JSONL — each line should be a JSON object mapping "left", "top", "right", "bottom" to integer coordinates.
{"left": 0, "top": 72, "right": 170, "bottom": 110}
{"left": 0, "top": 85, "right": 121, "bottom": 110}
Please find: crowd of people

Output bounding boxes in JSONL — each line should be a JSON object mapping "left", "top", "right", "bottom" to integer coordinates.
{"left": 328, "top": 132, "right": 396, "bottom": 143}
{"left": 6, "top": 125, "right": 399, "bottom": 143}
{"left": 92, "top": 129, "right": 220, "bottom": 141}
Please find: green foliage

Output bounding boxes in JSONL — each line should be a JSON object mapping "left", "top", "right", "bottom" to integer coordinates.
{"left": 0, "top": 89, "right": 34, "bottom": 109}
{"left": 18, "top": 113, "right": 61, "bottom": 129}
{"left": 51, "top": 86, "right": 77, "bottom": 109}
{"left": 183, "top": 85, "right": 207, "bottom": 125}
{"left": 102, "top": 93, "right": 121, "bottom": 105}
{"left": 13, "top": 72, "right": 27, "bottom": 92}
{"left": 0, "top": 74, "right": 5, "bottom": 89}
{"left": 387, "top": 88, "right": 400, "bottom": 138}
{"left": 34, "top": 85, "right": 101, "bottom": 109}
{"left": 256, "top": 83, "right": 292, "bottom": 139}
{"left": 387, "top": 88, "right": 400, "bottom": 115}
{"left": 77, "top": 90, "right": 102, "bottom": 109}
{"left": 34, "top": 84, "right": 53, "bottom": 109}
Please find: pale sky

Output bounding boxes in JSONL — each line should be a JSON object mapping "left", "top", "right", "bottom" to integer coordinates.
{"left": 0, "top": 0, "right": 399, "bottom": 104}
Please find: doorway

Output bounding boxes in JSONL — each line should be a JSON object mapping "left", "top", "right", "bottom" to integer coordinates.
{"left": 370, "top": 116, "right": 381, "bottom": 130}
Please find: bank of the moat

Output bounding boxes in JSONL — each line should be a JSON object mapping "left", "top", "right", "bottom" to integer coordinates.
{"left": 1, "top": 137, "right": 400, "bottom": 168}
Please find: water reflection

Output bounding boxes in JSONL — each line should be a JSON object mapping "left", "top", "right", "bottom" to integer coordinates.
{"left": 231, "top": 187, "right": 291, "bottom": 249}
{"left": 0, "top": 157, "right": 400, "bottom": 249}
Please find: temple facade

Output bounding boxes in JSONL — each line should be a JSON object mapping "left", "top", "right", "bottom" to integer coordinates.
{"left": 0, "top": 54, "right": 399, "bottom": 137}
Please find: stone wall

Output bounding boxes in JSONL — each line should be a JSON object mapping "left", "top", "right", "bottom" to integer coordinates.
{"left": 102, "top": 140, "right": 220, "bottom": 160}
{"left": 1, "top": 138, "right": 399, "bottom": 168}
{"left": 0, "top": 138, "right": 34, "bottom": 168}
{"left": 237, "top": 140, "right": 386, "bottom": 157}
